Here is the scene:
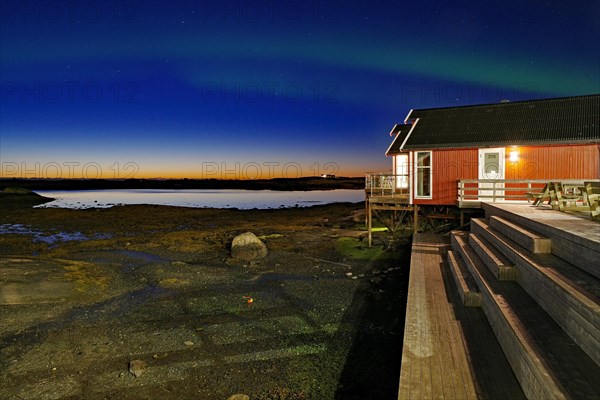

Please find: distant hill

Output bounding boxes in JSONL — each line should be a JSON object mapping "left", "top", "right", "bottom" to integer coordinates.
{"left": 0, "top": 187, "right": 55, "bottom": 208}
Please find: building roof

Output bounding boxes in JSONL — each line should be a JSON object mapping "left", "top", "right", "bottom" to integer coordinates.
{"left": 385, "top": 124, "right": 413, "bottom": 155}
{"left": 386, "top": 94, "right": 600, "bottom": 154}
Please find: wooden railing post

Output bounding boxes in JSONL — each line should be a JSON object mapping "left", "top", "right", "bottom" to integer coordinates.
{"left": 368, "top": 199, "right": 372, "bottom": 247}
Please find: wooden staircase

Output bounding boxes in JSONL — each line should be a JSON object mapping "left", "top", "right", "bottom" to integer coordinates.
{"left": 447, "top": 204, "right": 600, "bottom": 399}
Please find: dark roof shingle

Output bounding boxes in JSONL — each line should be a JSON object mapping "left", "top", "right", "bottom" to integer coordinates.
{"left": 387, "top": 94, "right": 599, "bottom": 153}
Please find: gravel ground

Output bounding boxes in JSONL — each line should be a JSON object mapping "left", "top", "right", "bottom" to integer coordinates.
{"left": 0, "top": 202, "right": 410, "bottom": 400}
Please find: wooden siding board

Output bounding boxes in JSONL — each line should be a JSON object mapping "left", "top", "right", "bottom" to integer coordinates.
{"left": 412, "top": 144, "right": 600, "bottom": 206}
{"left": 506, "top": 144, "right": 600, "bottom": 180}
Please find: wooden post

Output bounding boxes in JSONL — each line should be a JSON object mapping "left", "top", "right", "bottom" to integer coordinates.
{"left": 368, "top": 200, "right": 372, "bottom": 247}
{"left": 364, "top": 192, "right": 369, "bottom": 226}
{"left": 413, "top": 205, "right": 419, "bottom": 234}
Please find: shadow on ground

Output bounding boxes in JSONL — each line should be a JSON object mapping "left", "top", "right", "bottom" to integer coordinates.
{"left": 334, "top": 239, "right": 411, "bottom": 400}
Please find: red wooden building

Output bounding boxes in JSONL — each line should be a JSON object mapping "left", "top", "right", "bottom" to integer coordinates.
{"left": 381, "top": 94, "right": 599, "bottom": 207}
{"left": 365, "top": 94, "right": 599, "bottom": 243}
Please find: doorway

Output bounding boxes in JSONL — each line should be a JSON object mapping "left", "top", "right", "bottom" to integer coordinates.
{"left": 478, "top": 148, "right": 505, "bottom": 200}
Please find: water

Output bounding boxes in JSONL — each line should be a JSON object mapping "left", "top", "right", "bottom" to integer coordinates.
{"left": 34, "top": 189, "right": 364, "bottom": 210}
{"left": 0, "top": 224, "right": 111, "bottom": 244}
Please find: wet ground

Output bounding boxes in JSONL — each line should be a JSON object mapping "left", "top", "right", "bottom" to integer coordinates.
{"left": 0, "top": 202, "right": 410, "bottom": 399}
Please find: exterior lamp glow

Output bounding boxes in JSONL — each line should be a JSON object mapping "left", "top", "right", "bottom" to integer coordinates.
{"left": 509, "top": 149, "right": 519, "bottom": 162}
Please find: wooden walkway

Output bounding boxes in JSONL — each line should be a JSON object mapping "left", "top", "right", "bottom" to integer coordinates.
{"left": 398, "top": 234, "right": 524, "bottom": 400}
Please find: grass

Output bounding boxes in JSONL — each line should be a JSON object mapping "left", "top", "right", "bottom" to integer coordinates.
{"left": 62, "top": 260, "right": 110, "bottom": 293}
{"left": 335, "top": 237, "right": 387, "bottom": 261}
{"left": 353, "top": 224, "right": 388, "bottom": 232}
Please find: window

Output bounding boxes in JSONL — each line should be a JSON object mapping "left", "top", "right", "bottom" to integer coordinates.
{"left": 415, "top": 151, "right": 432, "bottom": 198}
{"left": 395, "top": 154, "right": 409, "bottom": 189}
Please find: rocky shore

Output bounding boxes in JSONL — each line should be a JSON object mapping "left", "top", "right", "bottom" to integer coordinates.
{"left": 0, "top": 199, "right": 410, "bottom": 399}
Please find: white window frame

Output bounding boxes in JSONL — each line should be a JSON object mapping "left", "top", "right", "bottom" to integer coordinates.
{"left": 414, "top": 150, "right": 432, "bottom": 199}
{"left": 394, "top": 154, "right": 409, "bottom": 189}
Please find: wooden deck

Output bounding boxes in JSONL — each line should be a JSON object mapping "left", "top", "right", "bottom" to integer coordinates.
{"left": 398, "top": 234, "right": 524, "bottom": 400}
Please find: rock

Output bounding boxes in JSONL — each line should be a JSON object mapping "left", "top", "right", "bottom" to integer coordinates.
{"left": 231, "top": 232, "right": 267, "bottom": 261}
{"left": 128, "top": 359, "right": 146, "bottom": 378}
{"left": 345, "top": 272, "right": 353, "bottom": 277}
{"left": 227, "top": 395, "right": 250, "bottom": 400}
{"left": 351, "top": 276, "right": 358, "bottom": 280}
{"left": 183, "top": 341, "right": 194, "bottom": 346}
{"left": 171, "top": 261, "right": 187, "bottom": 267}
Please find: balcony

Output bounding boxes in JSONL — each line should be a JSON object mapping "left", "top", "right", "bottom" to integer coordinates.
{"left": 365, "top": 172, "right": 410, "bottom": 200}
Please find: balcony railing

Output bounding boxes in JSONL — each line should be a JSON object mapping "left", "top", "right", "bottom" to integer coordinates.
{"left": 457, "top": 179, "right": 599, "bottom": 205}
{"left": 365, "top": 173, "right": 410, "bottom": 197}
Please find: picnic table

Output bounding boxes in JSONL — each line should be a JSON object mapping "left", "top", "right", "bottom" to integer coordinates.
{"left": 581, "top": 182, "right": 600, "bottom": 219}
{"left": 528, "top": 181, "right": 600, "bottom": 219}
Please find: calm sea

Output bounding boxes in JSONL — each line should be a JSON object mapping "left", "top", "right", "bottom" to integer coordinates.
{"left": 34, "top": 189, "right": 364, "bottom": 209}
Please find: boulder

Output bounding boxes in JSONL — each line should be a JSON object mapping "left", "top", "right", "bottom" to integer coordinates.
{"left": 231, "top": 232, "right": 267, "bottom": 261}
{"left": 128, "top": 359, "right": 146, "bottom": 378}
{"left": 227, "top": 395, "right": 250, "bottom": 400}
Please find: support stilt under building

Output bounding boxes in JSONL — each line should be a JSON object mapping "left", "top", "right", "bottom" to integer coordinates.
{"left": 367, "top": 195, "right": 414, "bottom": 247}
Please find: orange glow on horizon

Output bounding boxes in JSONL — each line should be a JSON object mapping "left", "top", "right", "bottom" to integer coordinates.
{"left": 0, "top": 160, "right": 386, "bottom": 180}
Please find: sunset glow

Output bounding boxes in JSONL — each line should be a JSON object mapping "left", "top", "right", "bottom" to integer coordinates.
{"left": 1, "top": 1, "right": 598, "bottom": 178}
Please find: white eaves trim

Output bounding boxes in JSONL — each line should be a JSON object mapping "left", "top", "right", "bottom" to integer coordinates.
{"left": 403, "top": 109, "right": 414, "bottom": 124}
{"left": 399, "top": 118, "right": 419, "bottom": 151}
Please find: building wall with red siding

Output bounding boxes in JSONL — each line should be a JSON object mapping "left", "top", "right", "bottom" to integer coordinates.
{"left": 505, "top": 144, "right": 600, "bottom": 180}
{"left": 413, "top": 148, "right": 478, "bottom": 205}
{"left": 411, "top": 144, "right": 600, "bottom": 206}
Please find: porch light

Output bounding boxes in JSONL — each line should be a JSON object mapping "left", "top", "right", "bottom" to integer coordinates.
{"left": 509, "top": 149, "right": 519, "bottom": 162}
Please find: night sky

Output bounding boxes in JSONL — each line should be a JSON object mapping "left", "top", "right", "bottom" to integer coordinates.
{"left": 1, "top": 0, "right": 599, "bottom": 179}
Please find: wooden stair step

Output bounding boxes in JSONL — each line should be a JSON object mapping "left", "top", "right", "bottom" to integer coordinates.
{"left": 447, "top": 247, "right": 481, "bottom": 307}
{"left": 452, "top": 231, "right": 600, "bottom": 399}
{"left": 472, "top": 218, "right": 600, "bottom": 366}
{"left": 469, "top": 233, "right": 516, "bottom": 280}
{"left": 482, "top": 203, "right": 600, "bottom": 279}
{"left": 490, "top": 215, "right": 551, "bottom": 253}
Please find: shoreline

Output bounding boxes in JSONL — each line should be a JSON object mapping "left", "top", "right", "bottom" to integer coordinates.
{"left": 0, "top": 177, "right": 365, "bottom": 191}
